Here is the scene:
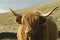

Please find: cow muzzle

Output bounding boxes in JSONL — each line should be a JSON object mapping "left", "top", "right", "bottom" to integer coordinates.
{"left": 25, "top": 28, "right": 33, "bottom": 36}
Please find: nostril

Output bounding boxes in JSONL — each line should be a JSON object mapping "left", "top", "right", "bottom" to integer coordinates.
{"left": 25, "top": 28, "right": 33, "bottom": 36}
{"left": 27, "top": 29, "right": 33, "bottom": 36}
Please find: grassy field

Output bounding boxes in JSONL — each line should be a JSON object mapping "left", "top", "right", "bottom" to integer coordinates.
{"left": 0, "top": 1, "right": 60, "bottom": 40}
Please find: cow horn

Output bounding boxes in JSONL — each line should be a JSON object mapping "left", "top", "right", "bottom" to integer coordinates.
{"left": 9, "top": 8, "right": 22, "bottom": 16}
{"left": 42, "top": 6, "right": 59, "bottom": 17}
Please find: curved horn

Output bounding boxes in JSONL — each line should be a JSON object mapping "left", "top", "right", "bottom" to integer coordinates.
{"left": 9, "top": 8, "right": 21, "bottom": 16}
{"left": 42, "top": 6, "right": 59, "bottom": 17}
{"left": 9, "top": 8, "right": 22, "bottom": 24}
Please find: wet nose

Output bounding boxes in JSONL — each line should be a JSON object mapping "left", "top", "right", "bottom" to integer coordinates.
{"left": 27, "top": 29, "right": 33, "bottom": 36}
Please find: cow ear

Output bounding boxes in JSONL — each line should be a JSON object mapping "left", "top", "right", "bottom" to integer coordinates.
{"left": 16, "top": 16, "right": 22, "bottom": 24}
{"left": 39, "top": 16, "right": 47, "bottom": 24}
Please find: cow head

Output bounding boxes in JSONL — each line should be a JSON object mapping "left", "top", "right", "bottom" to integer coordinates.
{"left": 10, "top": 6, "right": 58, "bottom": 40}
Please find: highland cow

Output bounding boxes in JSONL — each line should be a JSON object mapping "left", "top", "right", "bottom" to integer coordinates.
{"left": 10, "top": 6, "right": 58, "bottom": 40}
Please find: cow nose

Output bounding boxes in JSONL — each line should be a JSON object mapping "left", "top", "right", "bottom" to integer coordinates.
{"left": 27, "top": 29, "right": 33, "bottom": 36}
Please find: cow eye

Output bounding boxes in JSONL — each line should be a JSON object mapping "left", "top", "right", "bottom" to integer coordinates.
{"left": 39, "top": 16, "right": 47, "bottom": 24}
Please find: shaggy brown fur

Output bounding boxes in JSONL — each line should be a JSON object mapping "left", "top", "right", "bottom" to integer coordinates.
{"left": 17, "top": 12, "right": 57, "bottom": 40}
{"left": 9, "top": 6, "right": 58, "bottom": 40}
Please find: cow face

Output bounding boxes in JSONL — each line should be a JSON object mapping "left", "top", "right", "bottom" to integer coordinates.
{"left": 21, "top": 12, "right": 47, "bottom": 40}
